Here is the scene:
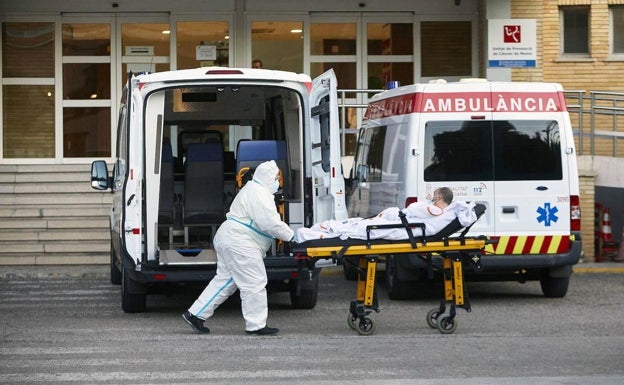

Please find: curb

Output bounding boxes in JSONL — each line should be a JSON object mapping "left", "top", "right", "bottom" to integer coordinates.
{"left": 0, "top": 265, "right": 108, "bottom": 280}
{"left": 573, "top": 266, "right": 624, "bottom": 273}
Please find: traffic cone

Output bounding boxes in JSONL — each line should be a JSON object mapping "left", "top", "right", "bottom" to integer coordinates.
{"left": 599, "top": 208, "right": 618, "bottom": 261}
{"left": 601, "top": 208, "right": 613, "bottom": 241}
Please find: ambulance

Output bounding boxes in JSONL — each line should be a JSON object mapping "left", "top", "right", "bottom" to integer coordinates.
{"left": 347, "top": 79, "right": 582, "bottom": 299}
{"left": 90, "top": 67, "right": 347, "bottom": 313}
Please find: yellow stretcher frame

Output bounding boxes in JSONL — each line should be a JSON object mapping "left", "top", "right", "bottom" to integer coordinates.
{"left": 292, "top": 237, "right": 490, "bottom": 336}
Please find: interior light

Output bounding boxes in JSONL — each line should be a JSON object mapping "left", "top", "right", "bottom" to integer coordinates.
{"left": 162, "top": 30, "right": 170, "bottom": 35}
{"left": 90, "top": 94, "right": 98, "bottom": 99}
{"left": 224, "top": 35, "right": 229, "bottom": 39}
{"left": 47, "top": 92, "right": 52, "bottom": 97}
{"left": 290, "top": 29, "right": 302, "bottom": 33}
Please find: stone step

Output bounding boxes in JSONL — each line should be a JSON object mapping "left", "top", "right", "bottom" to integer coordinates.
{"left": 0, "top": 172, "right": 92, "bottom": 184}
{"left": 0, "top": 240, "right": 109, "bottom": 254}
{"left": 0, "top": 229, "right": 109, "bottom": 242}
{"left": 0, "top": 164, "right": 90, "bottom": 173}
{"left": 0, "top": 193, "right": 112, "bottom": 206}
{"left": 0, "top": 217, "right": 109, "bottom": 230}
{"left": 12, "top": 182, "right": 97, "bottom": 194}
{"left": 0, "top": 164, "right": 112, "bottom": 265}
{"left": 0, "top": 206, "right": 109, "bottom": 218}
{"left": 0, "top": 253, "right": 108, "bottom": 266}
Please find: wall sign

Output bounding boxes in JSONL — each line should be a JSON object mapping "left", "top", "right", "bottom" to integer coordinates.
{"left": 488, "top": 19, "right": 537, "bottom": 68}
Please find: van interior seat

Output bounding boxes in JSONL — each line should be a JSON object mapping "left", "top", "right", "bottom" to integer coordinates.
{"left": 175, "top": 129, "right": 224, "bottom": 174}
{"left": 236, "top": 140, "right": 290, "bottom": 195}
{"left": 183, "top": 142, "right": 225, "bottom": 245}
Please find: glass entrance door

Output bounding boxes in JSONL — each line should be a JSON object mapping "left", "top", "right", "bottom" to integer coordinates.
{"left": 309, "top": 14, "right": 415, "bottom": 159}
{"left": 118, "top": 16, "right": 171, "bottom": 89}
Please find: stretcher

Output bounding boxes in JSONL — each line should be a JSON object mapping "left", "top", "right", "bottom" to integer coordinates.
{"left": 291, "top": 203, "right": 492, "bottom": 336}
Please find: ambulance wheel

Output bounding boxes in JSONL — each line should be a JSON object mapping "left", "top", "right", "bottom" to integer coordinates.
{"left": 121, "top": 267, "right": 147, "bottom": 313}
{"left": 540, "top": 276, "right": 569, "bottom": 298}
{"left": 385, "top": 255, "right": 416, "bottom": 299}
{"left": 110, "top": 241, "right": 121, "bottom": 285}
{"left": 347, "top": 312, "right": 357, "bottom": 330}
{"left": 436, "top": 315, "right": 457, "bottom": 334}
{"left": 356, "top": 317, "right": 376, "bottom": 336}
{"left": 426, "top": 308, "right": 439, "bottom": 329}
{"left": 289, "top": 274, "right": 319, "bottom": 309}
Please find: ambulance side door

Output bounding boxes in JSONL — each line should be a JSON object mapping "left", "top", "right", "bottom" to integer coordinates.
{"left": 309, "top": 69, "right": 348, "bottom": 223}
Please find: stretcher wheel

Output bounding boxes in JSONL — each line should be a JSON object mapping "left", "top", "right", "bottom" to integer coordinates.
{"left": 347, "top": 313, "right": 357, "bottom": 330}
{"left": 426, "top": 308, "right": 439, "bottom": 329}
{"left": 436, "top": 315, "right": 457, "bottom": 334}
{"left": 356, "top": 317, "right": 376, "bottom": 336}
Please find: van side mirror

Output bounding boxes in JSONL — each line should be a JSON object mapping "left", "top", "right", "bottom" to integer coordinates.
{"left": 91, "top": 160, "right": 110, "bottom": 190}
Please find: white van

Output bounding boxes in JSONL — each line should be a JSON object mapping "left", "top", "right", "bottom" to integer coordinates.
{"left": 347, "top": 80, "right": 582, "bottom": 299}
{"left": 91, "top": 67, "right": 347, "bottom": 312}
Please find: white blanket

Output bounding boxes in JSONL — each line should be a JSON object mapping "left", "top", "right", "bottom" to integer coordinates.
{"left": 295, "top": 201, "right": 477, "bottom": 243}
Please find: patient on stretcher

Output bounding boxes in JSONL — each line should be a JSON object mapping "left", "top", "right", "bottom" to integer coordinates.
{"left": 295, "top": 187, "right": 477, "bottom": 243}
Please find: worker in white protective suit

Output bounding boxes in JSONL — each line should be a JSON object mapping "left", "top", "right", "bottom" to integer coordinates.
{"left": 182, "top": 160, "right": 294, "bottom": 336}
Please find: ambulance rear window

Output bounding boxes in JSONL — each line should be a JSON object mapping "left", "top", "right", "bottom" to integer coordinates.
{"left": 424, "top": 120, "right": 563, "bottom": 181}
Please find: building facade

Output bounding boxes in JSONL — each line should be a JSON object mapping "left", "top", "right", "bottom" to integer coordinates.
{"left": 0, "top": 0, "right": 623, "bottom": 264}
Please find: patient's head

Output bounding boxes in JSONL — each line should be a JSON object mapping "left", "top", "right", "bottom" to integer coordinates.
{"left": 433, "top": 187, "right": 453, "bottom": 209}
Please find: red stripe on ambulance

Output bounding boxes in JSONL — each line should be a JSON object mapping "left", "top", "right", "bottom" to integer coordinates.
{"left": 364, "top": 91, "right": 566, "bottom": 120}
{"left": 486, "top": 235, "right": 571, "bottom": 255}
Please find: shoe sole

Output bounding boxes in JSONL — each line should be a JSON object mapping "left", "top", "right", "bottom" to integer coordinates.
{"left": 246, "top": 330, "right": 279, "bottom": 336}
{"left": 182, "top": 314, "right": 210, "bottom": 334}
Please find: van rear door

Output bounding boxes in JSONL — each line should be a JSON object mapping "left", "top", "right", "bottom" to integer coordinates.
{"left": 490, "top": 83, "right": 571, "bottom": 242}
{"left": 144, "top": 89, "right": 166, "bottom": 262}
{"left": 309, "top": 69, "right": 348, "bottom": 223}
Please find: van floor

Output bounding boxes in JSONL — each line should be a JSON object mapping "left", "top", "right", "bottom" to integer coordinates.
{"left": 158, "top": 248, "right": 217, "bottom": 265}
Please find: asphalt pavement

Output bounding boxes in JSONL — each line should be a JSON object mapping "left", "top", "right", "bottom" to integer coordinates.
{"left": 1, "top": 260, "right": 623, "bottom": 280}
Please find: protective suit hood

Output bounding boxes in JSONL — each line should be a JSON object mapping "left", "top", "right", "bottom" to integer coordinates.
{"left": 252, "top": 160, "right": 279, "bottom": 191}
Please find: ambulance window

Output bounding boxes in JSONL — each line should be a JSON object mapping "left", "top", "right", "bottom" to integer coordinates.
{"left": 383, "top": 124, "right": 407, "bottom": 182}
{"left": 363, "top": 126, "right": 386, "bottom": 182}
{"left": 494, "top": 120, "right": 563, "bottom": 181}
{"left": 424, "top": 121, "right": 493, "bottom": 181}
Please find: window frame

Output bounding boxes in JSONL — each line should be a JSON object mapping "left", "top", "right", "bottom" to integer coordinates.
{"left": 610, "top": 5, "right": 624, "bottom": 57}
{"left": 559, "top": 6, "right": 591, "bottom": 57}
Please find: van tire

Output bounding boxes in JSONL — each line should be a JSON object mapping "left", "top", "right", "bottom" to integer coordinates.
{"left": 121, "top": 267, "right": 147, "bottom": 313}
{"left": 540, "top": 276, "right": 570, "bottom": 298}
{"left": 385, "top": 255, "right": 416, "bottom": 300}
{"left": 289, "top": 275, "right": 319, "bottom": 309}
{"left": 110, "top": 241, "right": 122, "bottom": 285}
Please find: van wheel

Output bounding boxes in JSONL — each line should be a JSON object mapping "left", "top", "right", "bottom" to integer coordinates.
{"left": 289, "top": 275, "right": 319, "bottom": 309}
{"left": 540, "top": 275, "right": 570, "bottom": 298}
{"left": 385, "top": 255, "right": 416, "bottom": 300}
{"left": 110, "top": 241, "right": 121, "bottom": 285}
{"left": 121, "top": 267, "right": 147, "bottom": 313}
{"left": 342, "top": 257, "right": 359, "bottom": 281}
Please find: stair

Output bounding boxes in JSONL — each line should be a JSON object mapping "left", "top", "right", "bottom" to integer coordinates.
{"left": 0, "top": 164, "right": 112, "bottom": 265}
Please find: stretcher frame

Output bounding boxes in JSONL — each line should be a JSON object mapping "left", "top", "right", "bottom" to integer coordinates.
{"left": 292, "top": 205, "right": 491, "bottom": 335}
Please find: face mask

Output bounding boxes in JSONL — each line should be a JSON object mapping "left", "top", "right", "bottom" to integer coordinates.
{"left": 271, "top": 180, "right": 280, "bottom": 193}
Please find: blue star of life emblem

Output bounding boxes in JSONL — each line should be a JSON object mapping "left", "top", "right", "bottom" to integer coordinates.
{"left": 536, "top": 203, "right": 558, "bottom": 227}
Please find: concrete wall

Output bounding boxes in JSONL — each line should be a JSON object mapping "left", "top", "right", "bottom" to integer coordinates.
{"left": 578, "top": 155, "right": 624, "bottom": 261}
